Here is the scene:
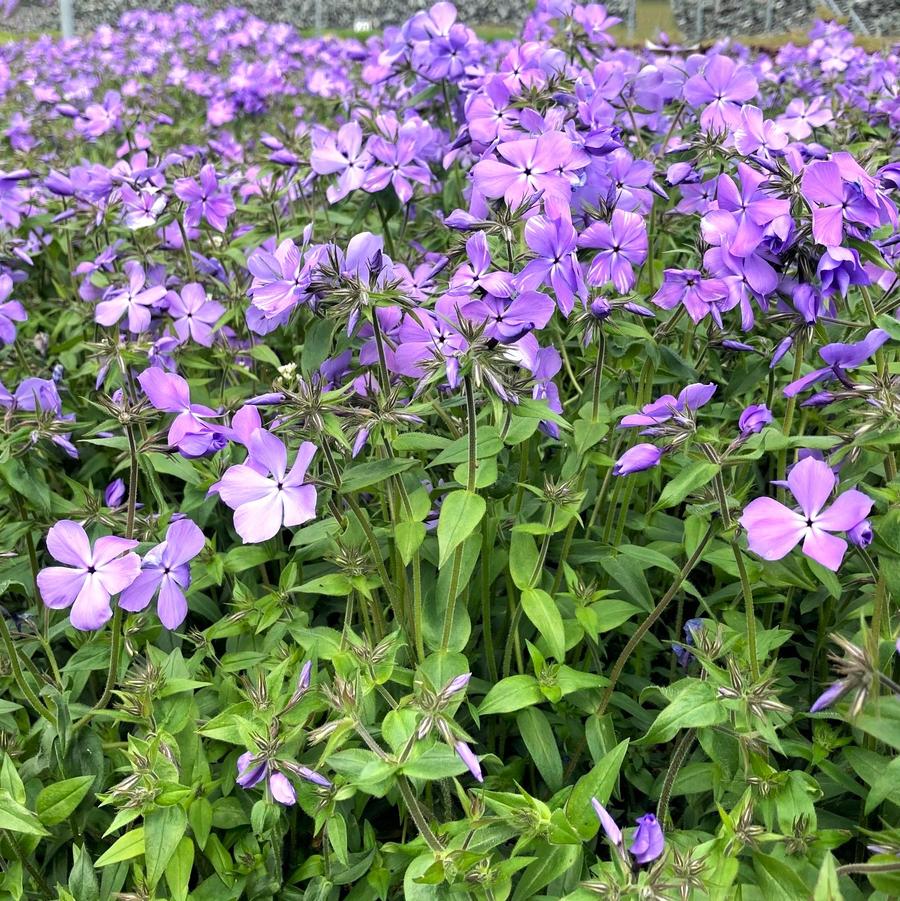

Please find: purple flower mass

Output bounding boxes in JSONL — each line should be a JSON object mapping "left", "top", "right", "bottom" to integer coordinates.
{"left": 0, "top": 2, "right": 897, "bottom": 892}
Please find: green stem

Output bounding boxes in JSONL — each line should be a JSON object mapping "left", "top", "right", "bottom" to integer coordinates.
{"left": 440, "top": 375, "right": 478, "bottom": 653}
{"left": 72, "top": 422, "right": 140, "bottom": 733}
{"left": 656, "top": 729, "right": 695, "bottom": 825}
{"left": 0, "top": 613, "right": 54, "bottom": 725}
{"left": 481, "top": 516, "right": 499, "bottom": 683}
{"left": 597, "top": 522, "right": 716, "bottom": 717}
{"left": 732, "top": 537, "right": 760, "bottom": 682}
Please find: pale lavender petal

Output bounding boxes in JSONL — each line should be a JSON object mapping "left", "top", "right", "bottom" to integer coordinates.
{"left": 787, "top": 455, "right": 835, "bottom": 519}
{"left": 269, "top": 773, "right": 297, "bottom": 806}
{"left": 46, "top": 520, "right": 92, "bottom": 567}
{"left": 802, "top": 528, "right": 847, "bottom": 571}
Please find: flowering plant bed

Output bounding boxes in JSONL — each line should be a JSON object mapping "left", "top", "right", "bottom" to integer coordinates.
{"left": 0, "top": 3, "right": 898, "bottom": 899}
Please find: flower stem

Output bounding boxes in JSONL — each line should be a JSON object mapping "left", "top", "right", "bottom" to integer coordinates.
{"left": 440, "top": 375, "right": 478, "bottom": 653}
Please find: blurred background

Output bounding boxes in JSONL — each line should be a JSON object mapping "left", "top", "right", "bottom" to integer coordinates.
{"left": 2, "top": 0, "right": 898, "bottom": 45}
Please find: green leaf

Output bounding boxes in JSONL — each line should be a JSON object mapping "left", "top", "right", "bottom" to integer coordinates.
{"left": 517, "top": 708, "right": 563, "bottom": 792}
{"left": 437, "top": 490, "right": 485, "bottom": 567}
{"left": 395, "top": 521, "right": 426, "bottom": 566}
{"left": 165, "top": 836, "right": 194, "bottom": 901}
{"left": 36, "top": 776, "right": 94, "bottom": 826}
{"left": 752, "top": 852, "right": 810, "bottom": 901}
{"left": 511, "top": 842, "right": 580, "bottom": 901}
{"left": 0, "top": 791, "right": 49, "bottom": 836}
{"left": 189, "top": 798, "right": 213, "bottom": 850}
{"left": 295, "top": 573, "right": 352, "bottom": 596}
{"left": 95, "top": 828, "right": 145, "bottom": 866}
{"left": 654, "top": 462, "right": 719, "bottom": 510}
{"left": 340, "top": 458, "right": 417, "bottom": 493}
{"left": 68, "top": 845, "right": 99, "bottom": 901}
{"left": 813, "top": 852, "right": 843, "bottom": 901}
{"left": 223, "top": 545, "right": 274, "bottom": 574}
{"left": 430, "top": 427, "right": 502, "bottom": 466}
{"left": 479, "top": 675, "right": 543, "bottom": 715}
{"left": 637, "top": 679, "right": 728, "bottom": 746}
{"left": 565, "top": 740, "right": 629, "bottom": 839}
{"left": 144, "top": 805, "right": 187, "bottom": 889}
{"left": 520, "top": 588, "right": 566, "bottom": 660}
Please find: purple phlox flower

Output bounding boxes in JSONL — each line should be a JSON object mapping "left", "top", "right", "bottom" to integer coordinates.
{"left": 8, "top": 377, "right": 63, "bottom": 414}
{"left": 104, "top": 478, "right": 126, "bottom": 508}
{"left": 701, "top": 163, "right": 791, "bottom": 258}
{"left": 739, "top": 455, "right": 873, "bottom": 571}
{"left": 461, "top": 289, "right": 555, "bottom": 342}
{"left": 77, "top": 90, "right": 123, "bottom": 139}
{"left": 410, "top": 4, "right": 478, "bottom": 81}
{"left": 848, "top": 519, "right": 873, "bottom": 548}
{"left": 465, "top": 76, "right": 518, "bottom": 145}
{"left": 448, "top": 231, "right": 514, "bottom": 298}
{"left": 166, "top": 282, "right": 225, "bottom": 347}
{"left": 789, "top": 283, "right": 834, "bottom": 325}
{"left": 704, "top": 244, "right": 779, "bottom": 330}
{"left": 597, "top": 148, "right": 657, "bottom": 214}
{"left": 471, "top": 131, "right": 588, "bottom": 210}
{"left": 801, "top": 159, "right": 881, "bottom": 247}
{"left": 394, "top": 259, "right": 445, "bottom": 301}
{"left": 817, "top": 245, "right": 870, "bottom": 298}
{"left": 310, "top": 121, "right": 372, "bottom": 204}
{"left": 630, "top": 814, "right": 665, "bottom": 865}
{"left": 137, "top": 367, "right": 222, "bottom": 452}
{"left": 364, "top": 134, "right": 431, "bottom": 204}
{"left": 36, "top": 520, "right": 140, "bottom": 631}
{"left": 683, "top": 55, "right": 759, "bottom": 131}
{"left": 217, "top": 429, "right": 317, "bottom": 544}
{"left": 95, "top": 261, "right": 167, "bottom": 334}
{"left": 393, "top": 297, "right": 468, "bottom": 386}
{"left": 619, "top": 383, "right": 717, "bottom": 431}
{"left": 591, "top": 798, "right": 623, "bottom": 847}
{"left": 738, "top": 403, "right": 773, "bottom": 436}
{"left": 0, "top": 273, "right": 26, "bottom": 345}
{"left": 733, "top": 104, "right": 788, "bottom": 158}
{"left": 783, "top": 328, "right": 889, "bottom": 397}
{"left": 118, "top": 518, "right": 204, "bottom": 629}
{"left": 579, "top": 209, "right": 648, "bottom": 294}
{"left": 777, "top": 96, "right": 833, "bottom": 140}
{"left": 248, "top": 232, "right": 320, "bottom": 321}
{"left": 673, "top": 618, "right": 704, "bottom": 668}
{"left": 613, "top": 443, "right": 663, "bottom": 476}
{"left": 236, "top": 754, "right": 296, "bottom": 806}
{"left": 438, "top": 672, "right": 472, "bottom": 702}
{"left": 174, "top": 163, "right": 235, "bottom": 233}
{"left": 515, "top": 213, "right": 585, "bottom": 315}
{"left": 573, "top": 4, "right": 620, "bottom": 44}
{"left": 454, "top": 741, "right": 483, "bottom": 782}
{"left": 119, "top": 183, "right": 167, "bottom": 230}
{"left": 810, "top": 680, "right": 849, "bottom": 713}
{"left": 287, "top": 660, "right": 313, "bottom": 706}
{"left": 651, "top": 269, "right": 730, "bottom": 325}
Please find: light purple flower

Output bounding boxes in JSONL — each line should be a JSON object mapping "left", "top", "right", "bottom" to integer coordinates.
{"left": 613, "top": 443, "right": 663, "bottom": 476}
{"left": 516, "top": 214, "right": 585, "bottom": 315}
{"left": 166, "top": 283, "right": 224, "bottom": 347}
{"left": 137, "top": 368, "right": 220, "bottom": 452}
{"left": 0, "top": 274, "right": 26, "bottom": 345}
{"left": 236, "top": 754, "right": 297, "bottom": 806}
{"left": 738, "top": 403, "right": 773, "bottom": 436}
{"left": 579, "top": 209, "right": 648, "bottom": 295}
{"left": 95, "top": 261, "right": 167, "bottom": 333}
{"left": 619, "top": 383, "right": 717, "bottom": 430}
{"left": 810, "top": 681, "right": 848, "bottom": 713}
{"left": 118, "top": 518, "right": 205, "bottom": 629}
{"left": 739, "top": 455, "right": 873, "bottom": 571}
{"left": 847, "top": 520, "right": 873, "bottom": 548}
{"left": 591, "top": 798, "right": 623, "bottom": 847}
{"left": 683, "top": 55, "right": 759, "bottom": 131}
{"left": 454, "top": 740, "right": 483, "bottom": 782}
{"left": 630, "top": 814, "right": 665, "bottom": 865}
{"left": 36, "top": 520, "right": 140, "bottom": 631}
{"left": 174, "top": 163, "right": 235, "bottom": 233}
{"left": 311, "top": 121, "right": 372, "bottom": 204}
{"left": 217, "top": 429, "right": 317, "bottom": 543}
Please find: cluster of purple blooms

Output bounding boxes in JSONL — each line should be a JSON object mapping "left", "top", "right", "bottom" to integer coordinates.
{"left": 0, "top": 0, "right": 896, "bottom": 876}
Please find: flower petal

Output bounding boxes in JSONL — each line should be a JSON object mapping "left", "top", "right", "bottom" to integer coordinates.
{"left": 802, "top": 528, "right": 848, "bottom": 572}
{"left": 46, "top": 520, "right": 92, "bottom": 567}
{"left": 816, "top": 489, "right": 874, "bottom": 533}
{"left": 739, "top": 497, "right": 806, "bottom": 561}
{"left": 786, "top": 455, "right": 835, "bottom": 519}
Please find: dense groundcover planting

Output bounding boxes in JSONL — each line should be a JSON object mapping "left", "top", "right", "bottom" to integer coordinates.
{"left": 0, "top": 1, "right": 899, "bottom": 898}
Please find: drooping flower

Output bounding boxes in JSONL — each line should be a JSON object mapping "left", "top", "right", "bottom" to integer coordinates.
{"left": 217, "top": 429, "right": 318, "bottom": 543}
{"left": 118, "top": 518, "right": 205, "bottom": 629}
{"left": 619, "top": 383, "right": 717, "bottom": 431}
{"left": 454, "top": 741, "right": 484, "bottom": 782}
{"left": 739, "top": 455, "right": 873, "bottom": 571}
{"left": 36, "top": 520, "right": 140, "bottom": 631}
{"left": 591, "top": 798, "right": 623, "bottom": 847}
{"left": 0, "top": 274, "right": 26, "bottom": 345}
{"left": 738, "top": 403, "right": 773, "bottom": 436}
{"left": 612, "top": 443, "right": 663, "bottom": 476}
{"left": 783, "top": 329, "right": 889, "bottom": 397}
{"left": 236, "top": 754, "right": 297, "bottom": 806}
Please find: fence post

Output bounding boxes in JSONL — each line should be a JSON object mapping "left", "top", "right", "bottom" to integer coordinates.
{"left": 627, "top": 0, "right": 636, "bottom": 40}
{"left": 59, "top": 0, "right": 75, "bottom": 38}
{"left": 694, "top": 0, "right": 704, "bottom": 40}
